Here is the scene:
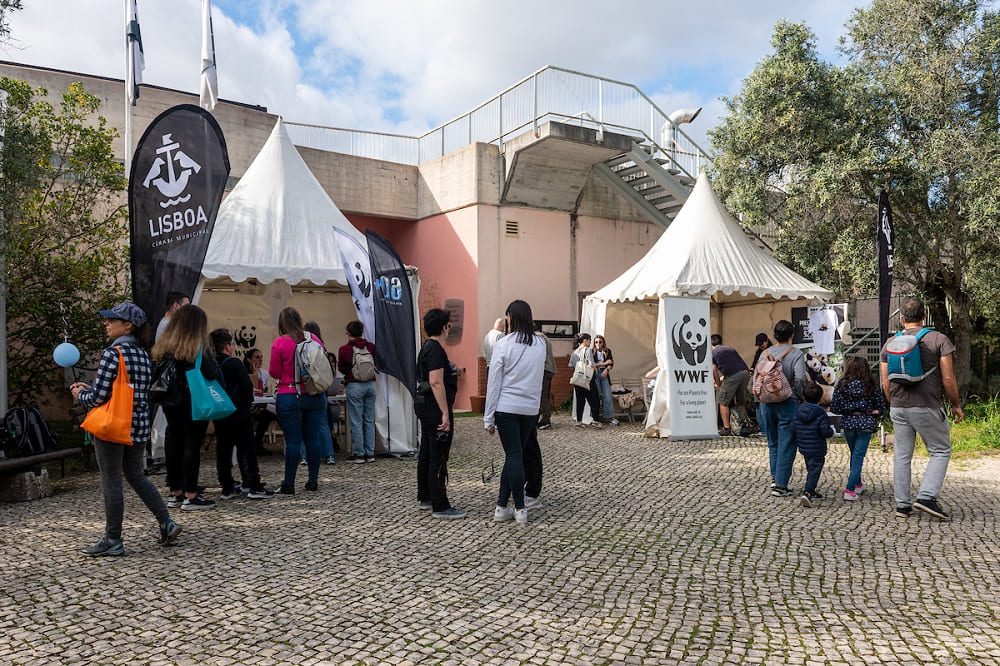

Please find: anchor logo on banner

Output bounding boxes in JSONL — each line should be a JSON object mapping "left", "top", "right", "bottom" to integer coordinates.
{"left": 142, "top": 133, "right": 203, "bottom": 208}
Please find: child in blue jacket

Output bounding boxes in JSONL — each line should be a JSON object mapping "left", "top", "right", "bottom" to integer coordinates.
{"left": 830, "top": 356, "right": 886, "bottom": 501}
{"left": 792, "top": 382, "right": 835, "bottom": 507}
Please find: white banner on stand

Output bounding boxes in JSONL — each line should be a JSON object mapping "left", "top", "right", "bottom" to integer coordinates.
{"left": 662, "top": 296, "right": 717, "bottom": 440}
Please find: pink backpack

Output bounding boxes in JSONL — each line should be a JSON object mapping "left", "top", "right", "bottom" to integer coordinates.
{"left": 753, "top": 348, "right": 794, "bottom": 404}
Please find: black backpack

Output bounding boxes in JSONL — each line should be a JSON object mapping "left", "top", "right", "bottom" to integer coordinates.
{"left": 1, "top": 406, "right": 58, "bottom": 459}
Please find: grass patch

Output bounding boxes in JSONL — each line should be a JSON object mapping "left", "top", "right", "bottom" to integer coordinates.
{"left": 950, "top": 396, "right": 1000, "bottom": 455}
{"left": 897, "top": 396, "right": 1000, "bottom": 459}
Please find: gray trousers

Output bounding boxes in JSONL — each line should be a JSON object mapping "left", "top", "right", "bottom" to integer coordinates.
{"left": 890, "top": 406, "right": 952, "bottom": 507}
{"left": 94, "top": 438, "right": 170, "bottom": 540}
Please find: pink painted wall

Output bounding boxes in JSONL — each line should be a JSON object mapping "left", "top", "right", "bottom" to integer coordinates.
{"left": 477, "top": 206, "right": 662, "bottom": 352}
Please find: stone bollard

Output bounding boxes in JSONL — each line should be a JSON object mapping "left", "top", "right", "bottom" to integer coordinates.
{"left": 0, "top": 468, "right": 53, "bottom": 503}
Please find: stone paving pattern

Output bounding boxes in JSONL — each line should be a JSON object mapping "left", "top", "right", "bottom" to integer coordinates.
{"left": 1, "top": 415, "right": 999, "bottom": 665}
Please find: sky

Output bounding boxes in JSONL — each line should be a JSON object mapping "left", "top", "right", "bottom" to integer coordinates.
{"left": 3, "top": 0, "right": 866, "bottom": 152}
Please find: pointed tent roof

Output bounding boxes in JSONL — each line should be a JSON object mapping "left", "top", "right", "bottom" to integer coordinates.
{"left": 202, "top": 118, "right": 365, "bottom": 285}
{"left": 589, "top": 173, "right": 832, "bottom": 304}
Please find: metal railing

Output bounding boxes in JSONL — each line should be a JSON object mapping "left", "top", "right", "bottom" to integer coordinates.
{"left": 285, "top": 65, "right": 711, "bottom": 173}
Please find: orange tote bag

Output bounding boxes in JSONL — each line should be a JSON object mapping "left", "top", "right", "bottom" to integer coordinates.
{"left": 81, "top": 347, "right": 134, "bottom": 445}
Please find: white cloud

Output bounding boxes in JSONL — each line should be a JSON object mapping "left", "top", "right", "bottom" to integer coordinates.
{"left": 4, "top": 0, "right": 861, "bottom": 144}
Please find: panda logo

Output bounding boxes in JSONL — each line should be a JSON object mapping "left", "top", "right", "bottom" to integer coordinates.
{"left": 671, "top": 315, "right": 709, "bottom": 366}
{"left": 234, "top": 325, "right": 257, "bottom": 352}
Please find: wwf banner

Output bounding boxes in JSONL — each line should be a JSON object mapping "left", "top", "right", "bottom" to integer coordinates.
{"left": 877, "top": 190, "right": 895, "bottom": 348}
{"left": 662, "top": 296, "right": 716, "bottom": 440}
{"left": 130, "top": 104, "right": 230, "bottom": 326}
{"left": 334, "top": 228, "right": 376, "bottom": 343}
{"left": 365, "top": 230, "right": 416, "bottom": 398}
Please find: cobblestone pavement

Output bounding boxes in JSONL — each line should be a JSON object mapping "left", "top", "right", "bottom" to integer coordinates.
{"left": 1, "top": 415, "right": 999, "bottom": 665}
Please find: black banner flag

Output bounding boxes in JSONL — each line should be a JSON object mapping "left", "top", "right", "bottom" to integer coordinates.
{"left": 366, "top": 230, "right": 416, "bottom": 398}
{"left": 129, "top": 104, "right": 230, "bottom": 326}
{"left": 877, "top": 190, "right": 895, "bottom": 348}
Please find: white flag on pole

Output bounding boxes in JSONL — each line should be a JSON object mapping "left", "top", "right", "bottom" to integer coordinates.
{"left": 126, "top": 0, "right": 144, "bottom": 106}
{"left": 200, "top": 0, "right": 219, "bottom": 111}
{"left": 333, "top": 227, "right": 376, "bottom": 341}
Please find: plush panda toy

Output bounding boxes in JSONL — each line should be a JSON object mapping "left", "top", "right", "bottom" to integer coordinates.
{"left": 804, "top": 351, "right": 838, "bottom": 406}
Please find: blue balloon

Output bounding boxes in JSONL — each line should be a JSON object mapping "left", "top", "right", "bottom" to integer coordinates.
{"left": 53, "top": 342, "right": 81, "bottom": 368}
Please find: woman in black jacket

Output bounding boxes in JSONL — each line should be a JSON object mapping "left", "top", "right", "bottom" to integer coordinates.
{"left": 152, "top": 304, "right": 219, "bottom": 511}
{"left": 210, "top": 328, "right": 271, "bottom": 500}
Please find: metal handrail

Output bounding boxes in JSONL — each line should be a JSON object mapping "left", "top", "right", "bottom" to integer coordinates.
{"left": 284, "top": 65, "right": 711, "bottom": 171}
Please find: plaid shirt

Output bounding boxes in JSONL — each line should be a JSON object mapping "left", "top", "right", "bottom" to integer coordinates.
{"left": 77, "top": 335, "right": 153, "bottom": 443}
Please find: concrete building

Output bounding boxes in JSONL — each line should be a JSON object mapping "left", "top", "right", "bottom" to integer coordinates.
{"left": 1, "top": 62, "right": 709, "bottom": 410}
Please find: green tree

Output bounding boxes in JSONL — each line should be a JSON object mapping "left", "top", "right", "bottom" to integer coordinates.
{"left": 709, "top": 0, "right": 1000, "bottom": 396}
{"left": 0, "top": 1, "right": 23, "bottom": 43}
{"left": 2, "top": 78, "right": 128, "bottom": 407}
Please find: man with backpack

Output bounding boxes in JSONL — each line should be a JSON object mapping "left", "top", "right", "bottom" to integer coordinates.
{"left": 338, "top": 320, "right": 377, "bottom": 463}
{"left": 755, "top": 319, "right": 807, "bottom": 497}
{"left": 879, "top": 298, "right": 963, "bottom": 520}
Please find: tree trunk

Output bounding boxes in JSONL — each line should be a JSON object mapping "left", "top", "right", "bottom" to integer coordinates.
{"left": 946, "top": 289, "right": 973, "bottom": 401}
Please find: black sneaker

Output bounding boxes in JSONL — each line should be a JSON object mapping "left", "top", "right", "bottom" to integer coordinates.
{"left": 181, "top": 495, "right": 215, "bottom": 511}
{"left": 81, "top": 536, "right": 124, "bottom": 557}
{"left": 166, "top": 494, "right": 184, "bottom": 509}
{"left": 304, "top": 481, "right": 318, "bottom": 491}
{"left": 431, "top": 507, "right": 467, "bottom": 519}
{"left": 914, "top": 498, "right": 949, "bottom": 519}
{"left": 537, "top": 422, "right": 551, "bottom": 430}
{"left": 800, "top": 493, "right": 812, "bottom": 508}
{"left": 895, "top": 506, "right": 912, "bottom": 518}
{"left": 718, "top": 427, "right": 733, "bottom": 436}
{"left": 158, "top": 520, "right": 182, "bottom": 546}
{"left": 247, "top": 487, "right": 274, "bottom": 499}
{"left": 220, "top": 487, "right": 243, "bottom": 500}
{"left": 276, "top": 484, "right": 295, "bottom": 495}
{"left": 771, "top": 487, "right": 791, "bottom": 497}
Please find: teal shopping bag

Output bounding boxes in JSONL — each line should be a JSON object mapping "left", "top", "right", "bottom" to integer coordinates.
{"left": 187, "top": 348, "right": 236, "bottom": 421}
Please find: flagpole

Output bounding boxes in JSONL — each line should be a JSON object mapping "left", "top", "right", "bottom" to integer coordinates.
{"left": 123, "top": 0, "right": 132, "bottom": 178}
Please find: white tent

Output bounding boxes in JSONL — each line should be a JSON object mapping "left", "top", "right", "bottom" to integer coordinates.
{"left": 196, "top": 118, "right": 418, "bottom": 454}
{"left": 581, "top": 173, "right": 832, "bottom": 437}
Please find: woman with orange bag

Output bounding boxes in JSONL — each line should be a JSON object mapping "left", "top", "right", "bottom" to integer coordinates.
{"left": 70, "top": 302, "right": 181, "bottom": 557}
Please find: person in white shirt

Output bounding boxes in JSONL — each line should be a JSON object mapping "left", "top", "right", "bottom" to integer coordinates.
{"left": 484, "top": 300, "right": 546, "bottom": 524}
{"left": 482, "top": 318, "right": 505, "bottom": 376}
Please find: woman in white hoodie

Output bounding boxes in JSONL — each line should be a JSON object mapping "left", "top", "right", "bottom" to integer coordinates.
{"left": 484, "top": 300, "right": 546, "bottom": 524}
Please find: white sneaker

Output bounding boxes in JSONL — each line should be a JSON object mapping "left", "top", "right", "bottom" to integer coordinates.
{"left": 854, "top": 483, "right": 866, "bottom": 496}
{"left": 843, "top": 490, "right": 858, "bottom": 501}
{"left": 609, "top": 418, "right": 620, "bottom": 426}
{"left": 525, "top": 495, "right": 542, "bottom": 509}
{"left": 514, "top": 508, "right": 528, "bottom": 524}
{"left": 493, "top": 506, "right": 514, "bottom": 522}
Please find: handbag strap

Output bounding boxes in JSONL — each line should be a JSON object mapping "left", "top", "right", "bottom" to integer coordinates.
{"left": 113, "top": 346, "right": 130, "bottom": 385}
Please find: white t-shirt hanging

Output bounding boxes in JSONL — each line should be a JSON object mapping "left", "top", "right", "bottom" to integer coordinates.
{"left": 808, "top": 308, "right": 839, "bottom": 354}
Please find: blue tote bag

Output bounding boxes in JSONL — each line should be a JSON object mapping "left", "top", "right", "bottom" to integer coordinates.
{"left": 187, "top": 348, "right": 236, "bottom": 421}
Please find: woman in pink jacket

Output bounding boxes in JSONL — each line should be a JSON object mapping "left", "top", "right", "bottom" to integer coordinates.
{"left": 269, "top": 307, "right": 326, "bottom": 494}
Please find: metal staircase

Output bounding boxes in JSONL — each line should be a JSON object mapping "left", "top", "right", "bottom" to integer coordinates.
{"left": 594, "top": 140, "right": 697, "bottom": 229}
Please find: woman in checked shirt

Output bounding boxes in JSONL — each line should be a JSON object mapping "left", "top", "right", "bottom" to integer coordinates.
{"left": 71, "top": 302, "right": 181, "bottom": 557}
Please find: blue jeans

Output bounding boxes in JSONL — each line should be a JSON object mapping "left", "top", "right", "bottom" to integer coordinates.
{"left": 275, "top": 392, "right": 326, "bottom": 486}
{"left": 594, "top": 370, "right": 614, "bottom": 420}
{"left": 495, "top": 411, "right": 538, "bottom": 510}
{"left": 761, "top": 398, "right": 798, "bottom": 488}
{"left": 843, "top": 429, "right": 873, "bottom": 490}
{"left": 347, "top": 380, "right": 376, "bottom": 457}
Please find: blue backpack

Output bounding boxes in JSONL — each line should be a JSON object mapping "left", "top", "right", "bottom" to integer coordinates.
{"left": 885, "top": 328, "right": 936, "bottom": 385}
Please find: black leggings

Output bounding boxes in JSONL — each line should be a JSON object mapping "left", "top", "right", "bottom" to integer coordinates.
{"left": 574, "top": 379, "right": 602, "bottom": 422}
